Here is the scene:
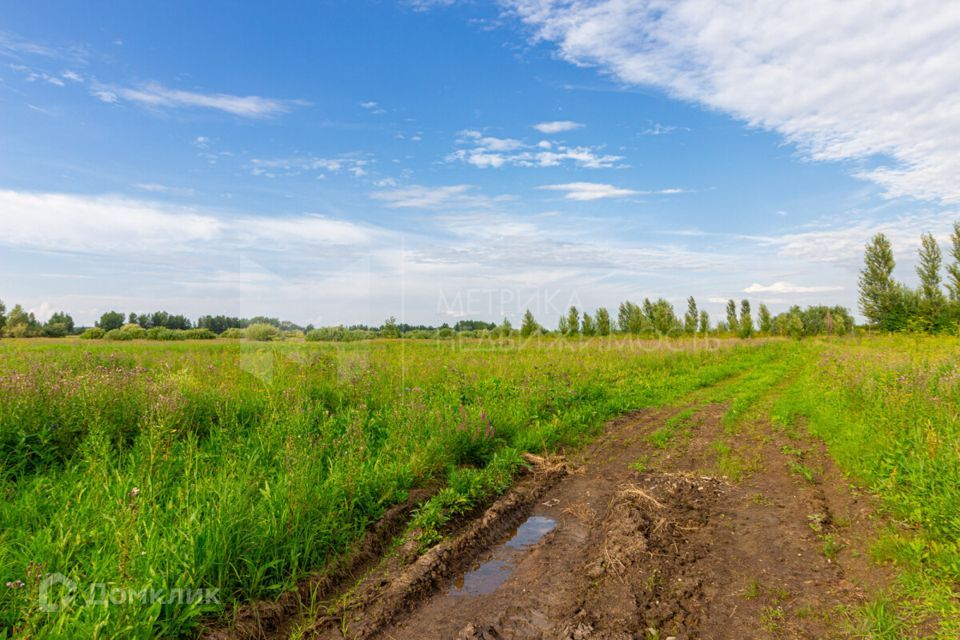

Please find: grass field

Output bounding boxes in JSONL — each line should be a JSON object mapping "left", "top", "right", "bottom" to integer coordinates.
{"left": 1, "top": 335, "right": 958, "bottom": 638}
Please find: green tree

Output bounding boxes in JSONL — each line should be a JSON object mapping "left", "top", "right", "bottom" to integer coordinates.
{"left": 916, "top": 232, "right": 946, "bottom": 330}
{"left": 739, "top": 300, "right": 754, "bottom": 338}
{"left": 947, "top": 221, "right": 960, "bottom": 302}
{"left": 650, "top": 298, "right": 678, "bottom": 336}
{"left": 581, "top": 312, "right": 596, "bottom": 336}
{"left": 684, "top": 296, "right": 698, "bottom": 334}
{"left": 858, "top": 233, "right": 897, "bottom": 329}
{"left": 5, "top": 304, "right": 37, "bottom": 337}
{"left": 698, "top": 309, "right": 710, "bottom": 334}
{"left": 758, "top": 304, "right": 772, "bottom": 335}
{"left": 617, "top": 301, "right": 643, "bottom": 334}
{"left": 0, "top": 299, "right": 6, "bottom": 334}
{"left": 783, "top": 309, "right": 804, "bottom": 340}
{"left": 566, "top": 306, "right": 580, "bottom": 336}
{"left": 520, "top": 309, "right": 540, "bottom": 337}
{"left": 557, "top": 315, "right": 570, "bottom": 335}
{"left": 47, "top": 312, "right": 74, "bottom": 333}
{"left": 97, "top": 310, "right": 125, "bottom": 332}
{"left": 642, "top": 298, "right": 655, "bottom": 325}
{"left": 380, "top": 316, "right": 401, "bottom": 338}
{"left": 725, "top": 299, "right": 739, "bottom": 334}
{"left": 595, "top": 307, "right": 611, "bottom": 336}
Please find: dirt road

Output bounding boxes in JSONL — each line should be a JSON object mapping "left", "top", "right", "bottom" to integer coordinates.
{"left": 279, "top": 402, "right": 889, "bottom": 640}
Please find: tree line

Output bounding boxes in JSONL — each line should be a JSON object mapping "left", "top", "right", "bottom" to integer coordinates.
{"left": 859, "top": 223, "right": 960, "bottom": 332}
{"left": 513, "top": 297, "right": 851, "bottom": 340}
{"left": 0, "top": 297, "right": 852, "bottom": 341}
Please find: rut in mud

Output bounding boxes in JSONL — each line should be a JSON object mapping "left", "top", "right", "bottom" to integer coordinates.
{"left": 278, "top": 402, "right": 891, "bottom": 640}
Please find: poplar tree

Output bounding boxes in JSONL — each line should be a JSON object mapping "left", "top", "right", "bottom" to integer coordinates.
{"left": 581, "top": 313, "right": 596, "bottom": 336}
{"left": 726, "top": 299, "right": 739, "bottom": 334}
{"left": 758, "top": 304, "right": 772, "bottom": 334}
{"left": 595, "top": 307, "right": 611, "bottom": 336}
{"left": 566, "top": 306, "right": 580, "bottom": 336}
{"left": 520, "top": 309, "right": 539, "bottom": 337}
{"left": 739, "top": 299, "right": 754, "bottom": 338}
{"left": 858, "top": 233, "right": 897, "bottom": 327}
{"left": 698, "top": 309, "right": 710, "bottom": 334}
{"left": 916, "top": 233, "right": 945, "bottom": 330}
{"left": 946, "top": 221, "right": 960, "bottom": 302}
{"left": 684, "top": 296, "right": 698, "bottom": 334}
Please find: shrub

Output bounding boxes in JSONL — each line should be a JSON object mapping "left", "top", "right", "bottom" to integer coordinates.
{"left": 146, "top": 327, "right": 184, "bottom": 341}
{"left": 42, "top": 323, "right": 69, "bottom": 338}
{"left": 183, "top": 328, "right": 216, "bottom": 340}
{"left": 245, "top": 323, "right": 282, "bottom": 342}
{"left": 79, "top": 327, "right": 105, "bottom": 340}
{"left": 218, "top": 328, "right": 245, "bottom": 339}
{"left": 106, "top": 324, "right": 146, "bottom": 340}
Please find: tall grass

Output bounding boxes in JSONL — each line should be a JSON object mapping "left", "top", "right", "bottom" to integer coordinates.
{"left": 0, "top": 338, "right": 779, "bottom": 638}
{"left": 774, "top": 335, "right": 960, "bottom": 637}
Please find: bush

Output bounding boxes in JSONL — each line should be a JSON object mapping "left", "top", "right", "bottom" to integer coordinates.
{"left": 245, "top": 323, "right": 282, "bottom": 342}
{"left": 306, "top": 327, "right": 376, "bottom": 342}
{"left": 42, "top": 323, "right": 69, "bottom": 338}
{"left": 79, "top": 327, "right": 105, "bottom": 340}
{"left": 218, "top": 328, "right": 245, "bottom": 339}
{"left": 183, "top": 328, "right": 216, "bottom": 340}
{"left": 105, "top": 324, "right": 147, "bottom": 340}
{"left": 146, "top": 327, "right": 185, "bottom": 341}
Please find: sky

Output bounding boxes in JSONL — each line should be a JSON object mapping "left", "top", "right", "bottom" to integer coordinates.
{"left": 1, "top": 0, "right": 959, "bottom": 327}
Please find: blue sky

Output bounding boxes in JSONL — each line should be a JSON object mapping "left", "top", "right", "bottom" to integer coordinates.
{"left": 1, "top": 1, "right": 958, "bottom": 326}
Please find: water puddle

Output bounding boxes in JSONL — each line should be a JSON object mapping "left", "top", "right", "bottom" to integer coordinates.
{"left": 448, "top": 515, "right": 556, "bottom": 596}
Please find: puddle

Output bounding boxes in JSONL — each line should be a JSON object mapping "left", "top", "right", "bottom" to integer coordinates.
{"left": 505, "top": 516, "right": 556, "bottom": 549}
{"left": 448, "top": 515, "right": 556, "bottom": 597}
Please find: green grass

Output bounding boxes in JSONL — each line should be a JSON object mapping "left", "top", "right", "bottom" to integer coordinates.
{"left": 3, "top": 334, "right": 960, "bottom": 638}
{"left": 0, "top": 337, "right": 782, "bottom": 638}
{"left": 774, "top": 335, "right": 960, "bottom": 638}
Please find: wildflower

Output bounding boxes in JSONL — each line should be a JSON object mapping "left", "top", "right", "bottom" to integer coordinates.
{"left": 5, "top": 580, "right": 24, "bottom": 589}
{"left": 130, "top": 487, "right": 140, "bottom": 498}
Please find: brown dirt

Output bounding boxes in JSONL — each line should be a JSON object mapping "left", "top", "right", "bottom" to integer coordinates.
{"left": 263, "top": 405, "right": 893, "bottom": 639}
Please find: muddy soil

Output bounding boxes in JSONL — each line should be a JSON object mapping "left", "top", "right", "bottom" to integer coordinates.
{"left": 279, "top": 405, "right": 891, "bottom": 639}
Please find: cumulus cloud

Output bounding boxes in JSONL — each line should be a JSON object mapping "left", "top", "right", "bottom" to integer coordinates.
{"left": 507, "top": 0, "right": 960, "bottom": 203}
{"left": 533, "top": 120, "right": 583, "bottom": 133}
{"left": 743, "top": 281, "right": 843, "bottom": 294}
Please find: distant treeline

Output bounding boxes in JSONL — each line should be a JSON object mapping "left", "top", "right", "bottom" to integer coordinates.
{"left": 859, "top": 222, "right": 960, "bottom": 333}
{"left": 0, "top": 296, "right": 851, "bottom": 342}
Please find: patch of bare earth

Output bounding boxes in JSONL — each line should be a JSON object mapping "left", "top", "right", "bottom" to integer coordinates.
{"left": 274, "top": 405, "right": 891, "bottom": 639}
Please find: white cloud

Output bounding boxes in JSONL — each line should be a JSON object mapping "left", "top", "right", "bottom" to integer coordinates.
{"left": 533, "top": 120, "right": 583, "bottom": 134}
{"left": 371, "top": 184, "right": 511, "bottom": 209}
{"left": 0, "top": 189, "right": 222, "bottom": 253}
{"left": 508, "top": 0, "right": 960, "bottom": 203}
{"left": 449, "top": 129, "right": 623, "bottom": 169}
{"left": 360, "top": 100, "right": 386, "bottom": 114}
{"left": 91, "top": 81, "right": 298, "bottom": 117}
{"left": 133, "top": 183, "right": 196, "bottom": 197}
{"left": 641, "top": 123, "right": 688, "bottom": 136}
{"left": 539, "top": 182, "right": 637, "bottom": 201}
{"left": 540, "top": 182, "right": 686, "bottom": 200}
{"left": 0, "top": 189, "right": 375, "bottom": 255}
{"left": 249, "top": 156, "right": 369, "bottom": 178}
{"left": 743, "top": 281, "right": 843, "bottom": 294}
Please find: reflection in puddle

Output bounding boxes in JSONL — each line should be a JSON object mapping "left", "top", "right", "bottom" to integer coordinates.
{"left": 448, "top": 515, "right": 557, "bottom": 597}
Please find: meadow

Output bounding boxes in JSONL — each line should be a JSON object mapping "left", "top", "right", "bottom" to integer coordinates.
{"left": 0, "top": 335, "right": 958, "bottom": 638}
